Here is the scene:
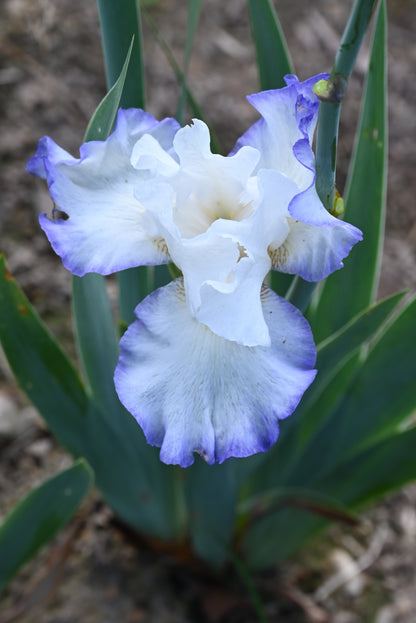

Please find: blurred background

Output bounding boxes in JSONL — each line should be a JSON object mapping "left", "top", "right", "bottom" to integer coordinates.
{"left": 0, "top": 1, "right": 415, "bottom": 621}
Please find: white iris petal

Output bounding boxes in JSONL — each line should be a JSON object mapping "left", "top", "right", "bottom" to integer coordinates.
{"left": 134, "top": 121, "right": 298, "bottom": 346}
{"left": 28, "top": 109, "right": 180, "bottom": 276}
{"left": 232, "top": 74, "right": 363, "bottom": 282}
{"left": 115, "top": 279, "right": 317, "bottom": 467}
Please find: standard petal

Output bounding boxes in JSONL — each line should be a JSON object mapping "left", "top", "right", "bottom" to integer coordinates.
{"left": 29, "top": 109, "right": 180, "bottom": 276}
{"left": 114, "top": 279, "right": 317, "bottom": 467}
{"left": 229, "top": 76, "right": 363, "bottom": 281}
{"left": 231, "top": 73, "right": 328, "bottom": 188}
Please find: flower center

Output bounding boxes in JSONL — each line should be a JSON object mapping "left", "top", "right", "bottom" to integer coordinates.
{"left": 176, "top": 191, "right": 254, "bottom": 238}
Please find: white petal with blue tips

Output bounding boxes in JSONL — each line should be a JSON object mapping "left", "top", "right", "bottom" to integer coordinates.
{"left": 28, "top": 109, "right": 180, "bottom": 276}
{"left": 114, "top": 279, "right": 317, "bottom": 467}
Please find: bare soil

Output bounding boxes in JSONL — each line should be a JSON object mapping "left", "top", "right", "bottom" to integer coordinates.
{"left": 0, "top": 0, "right": 415, "bottom": 621}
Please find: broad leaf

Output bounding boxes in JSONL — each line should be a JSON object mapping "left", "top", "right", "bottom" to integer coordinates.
{"left": 97, "top": 0, "right": 145, "bottom": 109}
{"left": 248, "top": 0, "right": 294, "bottom": 90}
{"left": 185, "top": 459, "right": 237, "bottom": 567}
{"left": 0, "top": 256, "right": 87, "bottom": 456}
{"left": 0, "top": 460, "right": 92, "bottom": 595}
{"left": 314, "top": 294, "right": 416, "bottom": 470}
{"left": 299, "top": 290, "right": 405, "bottom": 441}
{"left": 243, "top": 425, "right": 416, "bottom": 569}
{"left": 81, "top": 402, "right": 181, "bottom": 540}
{"left": 242, "top": 291, "right": 404, "bottom": 493}
{"left": 320, "top": 426, "right": 416, "bottom": 510}
{"left": 72, "top": 274, "right": 120, "bottom": 418}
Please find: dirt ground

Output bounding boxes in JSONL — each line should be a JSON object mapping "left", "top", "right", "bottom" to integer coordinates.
{"left": 0, "top": 0, "right": 416, "bottom": 621}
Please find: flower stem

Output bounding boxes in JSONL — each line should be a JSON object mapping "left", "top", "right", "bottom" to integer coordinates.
{"left": 315, "top": 0, "right": 378, "bottom": 210}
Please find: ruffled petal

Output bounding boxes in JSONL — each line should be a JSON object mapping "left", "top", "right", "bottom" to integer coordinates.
{"left": 231, "top": 73, "right": 328, "bottom": 188}
{"left": 270, "top": 216, "right": 363, "bottom": 281}
{"left": 28, "top": 109, "right": 180, "bottom": 276}
{"left": 134, "top": 167, "right": 296, "bottom": 346}
{"left": 114, "top": 279, "right": 317, "bottom": 467}
{"left": 274, "top": 140, "right": 363, "bottom": 281}
{"left": 230, "top": 76, "right": 362, "bottom": 281}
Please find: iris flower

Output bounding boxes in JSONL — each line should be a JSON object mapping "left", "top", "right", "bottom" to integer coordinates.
{"left": 27, "top": 74, "right": 362, "bottom": 467}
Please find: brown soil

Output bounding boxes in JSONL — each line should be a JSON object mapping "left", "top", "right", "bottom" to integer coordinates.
{"left": 0, "top": 0, "right": 415, "bottom": 621}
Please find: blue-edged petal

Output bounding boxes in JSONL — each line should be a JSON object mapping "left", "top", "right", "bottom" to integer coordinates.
{"left": 231, "top": 73, "right": 328, "bottom": 189}
{"left": 273, "top": 137, "right": 363, "bottom": 281}
{"left": 231, "top": 75, "right": 363, "bottom": 281}
{"left": 114, "top": 279, "right": 317, "bottom": 467}
{"left": 27, "top": 109, "right": 180, "bottom": 276}
{"left": 272, "top": 188, "right": 363, "bottom": 282}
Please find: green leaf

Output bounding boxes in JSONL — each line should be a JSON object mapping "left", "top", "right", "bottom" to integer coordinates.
{"left": 310, "top": 0, "right": 387, "bottom": 342}
{"left": 243, "top": 424, "right": 416, "bottom": 569}
{"left": 242, "top": 291, "right": 404, "bottom": 494}
{"left": 248, "top": 0, "right": 294, "bottom": 90}
{"left": 268, "top": 271, "right": 295, "bottom": 299}
{"left": 0, "top": 460, "right": 93, "bottom": 595}
{"left": 97, "top": 0, "right": 147, "bottom": 320}
{"left": 285, "top": 276, "right": 317, "bottom": 313}
{"left": 81, "top": 402, "right": 181, "bottom": 540}
{"left": 285, "top": 293, "right": 416, "bottom": 489}
{"left": 72, "top": 275, "right": 120, "bottom": 418}
{"left": 176, "top": 0, "right": 203, "bottom": 125}
{"left": 185, "top": 459, "right": 237, "bottom": 567}
{"left": 299, "top": 290, "right": 405, "bottom": 441}
{"left": 84, "top": 36, "right": 134, "bottom": 142}
{"left": 75, "top": 38, "right": 136, "bottom": 408}
{"left": 315, "top": 293, "right": 416, "bottom": 469}
{"left": 117, "top": 265, "right": 171, "bottom": 325}
{"left": 0, "top": 258, "right": 181, "bottom": 540}
{"left": 0, "top": 256, "right": 87, "bottom": 456}
{"left": 320, "top": 426, "right": 416, "bottom": 510}
{"left": 239, "top": 486, "right": 358, "bottom": 530}
{"left": 241, "top": 496, "right": 344, "bottom": 569}
{"left": 97, "top": 0, "right": 145, "bottom": 109}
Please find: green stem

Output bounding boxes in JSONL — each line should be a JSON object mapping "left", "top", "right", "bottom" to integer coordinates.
{"left": 315, "top": 0, "right": 378, "bottom": 210}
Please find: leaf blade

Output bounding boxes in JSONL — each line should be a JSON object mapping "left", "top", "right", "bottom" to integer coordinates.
{"left": 84, "top": 36, "right": 134, "bottom": 142}
{"left": 248, "top": 0, "right": 294, "bottom": 90}
{"left": 0, "top": 255, "right": 87, "bottom": 455}
{"left": 0, "top": 460, "right": 93, "bottom": 595}
{"left": 97, "top": 0, "right": 145, "bottom": 109}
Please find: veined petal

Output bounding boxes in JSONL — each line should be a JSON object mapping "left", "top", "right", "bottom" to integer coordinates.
{"left": 114, "top": 279, "right": 317, "bottom": 467}
{"left": 28, "top": 109, "right": 180, "bottom": 276}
